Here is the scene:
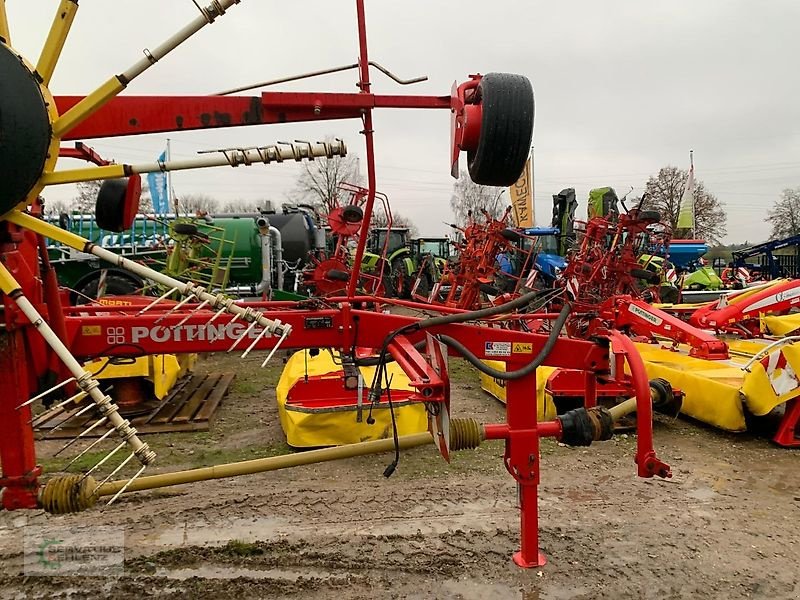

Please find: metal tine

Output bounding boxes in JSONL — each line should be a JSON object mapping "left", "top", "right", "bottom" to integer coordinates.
{"left": 175, "top": 299, "right": 209, "bottom": 327}
{"left": 261, "top": 328, "right": 290, "bottom": 368}
{"left": 227, "top": 320, "right": 259, "bottom": 353}
{"left": 136, "top": 286, "right": 180, "bottom": 316}
{"left": 16, "top": 377, "right": 76, "bottom": 409}
{"left": 154, "top": 293, "right": 195, "bottom": 324}
{"left": 208, "top": 305, "right": 228, "bottom": 324}
{"left": 27, "top": 391, "right": 87, "bottom": 421}
{"left": 93, "top": 451, "right": 137, "bottom": 493}
{"left": 79, "top": 441, "right": 127, "bottom": 483}
{"left": 65, "top": 427, "right": 115, "bottom": 471}
{"left": 48, "top": 400, "right": 97, "bottom": 435}
{"left": 106, "top": 464, "right": 147, "bottom": 506}
{"left": 241, "top": 326, "right": 270, "bottom": 358}
{"left": 53, "top": 417, "right": 108, "bottom": 457}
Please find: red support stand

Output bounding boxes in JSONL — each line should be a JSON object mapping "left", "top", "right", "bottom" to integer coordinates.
{"left": 0, "top": 329, "right": 41, "bottom": 510}
{"left": 774, "top": 397, "right": 800, "bottom": 447}
{"left": 504, "top": 367, "right": 547, "bottom": 568}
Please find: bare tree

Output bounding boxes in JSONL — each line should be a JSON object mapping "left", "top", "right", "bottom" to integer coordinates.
{"left": 291, "top": 144, "right": 362, "bottom": 211}
{"left": 73, "top": 180, "right": 101, "bottom": 213}
{"left": 45, "top": 198, "right": 73, "bottom": 216}
{"left": 221, "top": 198, "right": 263, "bottom": 213}
{"left": 643, "top": 166, "right": 727, "bottom": 243}
{"left": 176, "top": 193, "right": 218, "bottom": 215}
{"left": 767, "top": 187, "right": 800, "bottom": 239}
{"left": 449, "top": 169, "right": 508, "bottom": 227}
{"left": 370, "top": 204, "right": 419, "bottom": 237}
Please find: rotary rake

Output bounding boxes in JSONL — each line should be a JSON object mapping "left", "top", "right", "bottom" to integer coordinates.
{"left": 0, "top": 0, "right": 673, "bottom": 568}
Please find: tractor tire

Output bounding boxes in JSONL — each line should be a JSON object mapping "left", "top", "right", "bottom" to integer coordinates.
{"left": 173, "top": 222, "right": 199, "bottom": 236}
{"left": 412, "top": 272, "right": 432, "bottom": 300}
{"left": 479, "top": 282, "right": 501, "bottom": 296}
{"left": 95, "top": 179, "right": 129, "bottom": 232}
{"left": 659, "top": 284, "right": 679, "bottom": 304}
{"left": 467, "top": 73, "right": 534, "bottom": 187}
{"left": 72, "top": 270, "right": 144, "bottom": 305}
{"left": 391, "top": 260, "right": 411, "bottom": 299}
{"left": 342, "top": 205, "right": 363, "bottom": 224}
{"left": 638, "top": 210, "right": 661, "bottom": 223}
{"left": 326, "top": 269, "right": 350, "bottom": 282}
{"left": 631, "top": 268, "right": 661, "bottom": 285}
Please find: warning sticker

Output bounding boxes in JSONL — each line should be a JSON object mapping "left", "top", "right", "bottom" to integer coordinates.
{"left": 82, "top": 325, "right": 101, "bottom": 336}
{"left": 485, "top": 341, "right": 512, "bottom": 357}
{"left": 513, "top": 342, "right": 533, "bottom": 354}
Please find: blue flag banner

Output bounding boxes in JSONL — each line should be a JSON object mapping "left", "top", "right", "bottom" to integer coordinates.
{"left": 147, "top": 151, "right": 168, "bottom": 215}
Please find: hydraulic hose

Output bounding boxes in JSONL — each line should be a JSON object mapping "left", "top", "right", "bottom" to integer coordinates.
{"left": 437, "top": 303, "right": 572, "bottom": 380}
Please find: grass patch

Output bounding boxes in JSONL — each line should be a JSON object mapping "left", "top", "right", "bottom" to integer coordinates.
{"left": 186, "top": 442, "right": 292, "bottom": 468}
{"left": 224, "top": 540, "right": 265, "bottom": 557}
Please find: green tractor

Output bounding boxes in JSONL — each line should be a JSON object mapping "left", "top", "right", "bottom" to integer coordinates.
{"left": 364, "top": 228, "right": 451, "bottom": 299}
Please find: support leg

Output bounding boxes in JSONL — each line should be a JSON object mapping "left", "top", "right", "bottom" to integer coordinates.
{"left": 774, "top": 397, "right": 800, "bottom": 447}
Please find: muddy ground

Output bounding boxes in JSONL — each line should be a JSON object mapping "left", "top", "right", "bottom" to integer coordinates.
{"left": 1, "top": 352, "right": 798, "bottom": 599}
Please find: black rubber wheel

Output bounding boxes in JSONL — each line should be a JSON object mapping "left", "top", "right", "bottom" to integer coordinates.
{"left": 501, "top": 228, "right": 521, "bottom": 242}
{"left": 326, "top": 269, "right": 350, "bottom": 282}
{"left": 638, "top": 210, "right": 661, "bottom": 223}
{"left": 391, "top": 260, "right": 411, "bottom": 299}
{"left": 342, "top": 205, "right": 364, "bottom": 224}
{"left": 412, "top": 273, "right": 432, "bottom": 300}
{"left": 173, "top": 222, "right": 199, "bottom": 236}
{"left": 0, "top": 44, "right": 51, "bottom": 215}
{"left": 95, "top": 179, "right": 128, "bottom": 232}
{"left": 659, "top": 285, "right": 679, "bottom": 304}
{"left": 467, "top": 73, "right": 534, "bottom": 187}
{"left": 73, "top": 270, "right": 144, "bottom": 304}
{"left": 631, "top": 268, "right": 661, "bottom": 285}
{"left": 479, "top": 282, "right": 501, "bottom": 296}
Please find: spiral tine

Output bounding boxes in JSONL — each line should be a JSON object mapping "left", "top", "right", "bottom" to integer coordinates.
{"left": 16, "top": 377, "right": 76, "bottom": 409}
{"left": 241, "top": 326, "right": 270, "bottom": 358}
{"left": 53, "top": 417, "right": 108, "bottom": 457}
{"left": 228, "top": 320, "right": 258, "bottom": 353}
{"left": 106, "top": 464, "right": 147, "bottom": 506}
{"left": 136, "top": 287, "right": 179, "bottom": 316}
{"left": 175, "top": 299, "right": 209, "bottom": 327}
{"left": 79, "top": 441, "right": 126, "bottom": 483}
{"left": 93, "top": 451, "right": 137, "bottom": 493}
{"left": 261, "top": 328, "right": 289, "bottom": 368}
{"left": 154, "top": 293, "right": 195, "bottom": 324}
{"left": 48, "top": 400, "right": 96, "bottom": 435}
{"left": 64, "top": 427, "right": 115, "bottom": 471}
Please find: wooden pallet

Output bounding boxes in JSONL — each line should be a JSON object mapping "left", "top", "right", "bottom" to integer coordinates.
{"left": 34, "top": 372, "right": 235, "bottom": 439}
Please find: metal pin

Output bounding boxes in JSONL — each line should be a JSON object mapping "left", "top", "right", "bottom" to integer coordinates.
{"left": 241, "top": 326, "right": 270, "bottom": 358}
{"left": 136, "top": 287, "right": 180, "bottom": 315}
{"left": 79, "top": 441, "right": 126, "bottom": 482}
{"left": 208, "top": 305, "right": 228, "bottom": 323}
{"left": 93, "top": 451, "right": 137, "bottom": 493}
{"left": 261, "top": 328, "right": 290, "bottom": 367}
{"left": 65, "top": 427, "right": 115, "bottom": 471}
{"left": 228, "top": 320, "right": 259, "bottom": 353}
{"left": 53, "top": 417, "right": 108, "bottom": 457}
{"left": 106, "top": 464, "right": 147, "bottom": 506}
{"left": 175, "top": 299, "right": 209, "bottom": 327}
{"left": 16, "top": 377, "right": 76, "bottom": 409}
{"left": 154, "top": 293, "right": 195, "bottom": 324}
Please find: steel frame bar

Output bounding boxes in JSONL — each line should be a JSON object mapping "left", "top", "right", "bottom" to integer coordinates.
{"left": 36, "top": 0, "right": 79, "bottom": 86}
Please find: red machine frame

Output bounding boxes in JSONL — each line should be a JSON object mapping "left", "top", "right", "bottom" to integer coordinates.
{"left": 0, "top": 0, "right": 672, "bottom": 569}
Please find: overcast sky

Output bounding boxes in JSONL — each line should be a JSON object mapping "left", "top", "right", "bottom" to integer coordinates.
{"left": 7, "top": 1, "right": 799, "bottom": 244}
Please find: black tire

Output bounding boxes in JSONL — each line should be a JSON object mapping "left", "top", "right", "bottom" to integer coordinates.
{"left": 631, "top": 268, "right": 661, "bottom": 285}
{"left": 659, "top": 285, "right": 679, "bottom": 304}
{"left": 342, "top": 205, "right": 363, "bottom": 224}
{"left": 173, "top": 222, "right": 199, "bottom": 236}
{"left": 479, "top": 282, "right": 501, "bottom": 296}
{"left": 391, "top": 260, "right": 411, "bottom": 299}
{"left": 638, "top": 210, "right": 661, "bottom": 223}
{"left": 412, "top": 272, "right": 432, "bottom": 300}
{"left": 326, "top": 269, "right": 350, "bottom": 282}
{"left": 95, "top": 178, "right": 129, "bottom": 232}
{"left": 73, "top": 270, "right": 144, "bottom": 304}
{"left": 467, "top": 73, "right": 534, "bottom": 187}
{"left": 501, "top": 228, "right": 521, "bottom": 242}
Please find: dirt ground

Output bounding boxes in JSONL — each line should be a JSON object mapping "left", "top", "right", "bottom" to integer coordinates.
{"left": 1, "top": 352, "right": 798, "bottom": 600}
